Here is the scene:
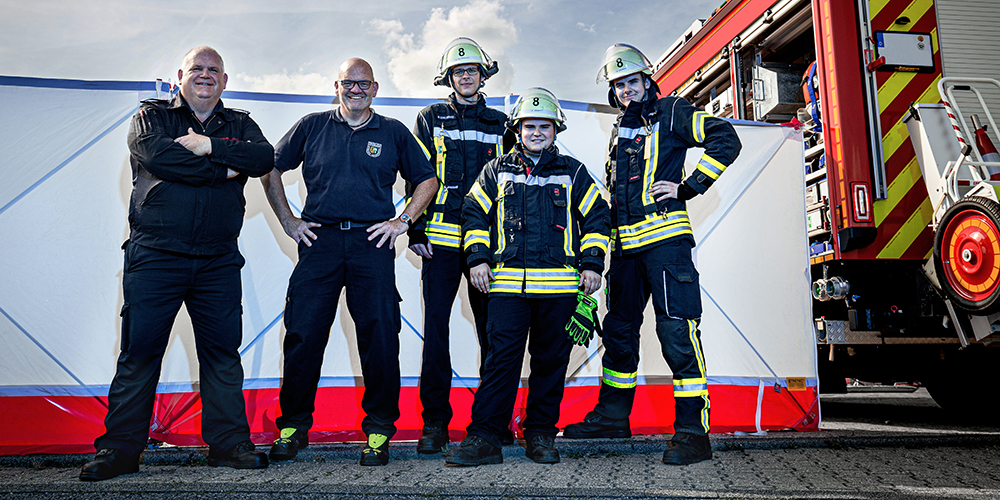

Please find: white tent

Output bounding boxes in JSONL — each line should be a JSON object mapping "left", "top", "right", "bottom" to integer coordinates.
{"left": 0, "top": 76, "right": 816, "bottom": 454}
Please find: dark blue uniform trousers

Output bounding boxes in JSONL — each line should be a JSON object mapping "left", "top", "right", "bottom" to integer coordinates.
{"left": 418, "top": 248, "right": 489, "bottom": 425}
{"left": 275, "top": 225, "right": 401, "bottom": 438}
{"left": 466, "top": 296, "right": 576, "bottom": 448}
{"left": 595, "top": 239, "right": 711, "bottom": 436}
{"left": 95, "top": 242, "right": 251, "bottom": 457}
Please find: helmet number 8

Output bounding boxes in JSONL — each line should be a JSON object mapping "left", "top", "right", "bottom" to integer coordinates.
{"left": 616, "top": 57, "right": 623, "bottom": 68}
{"left": 532, "top": 97, "right": 539, "bottom": 106}
{"left": 458, "top": 47, "right": 465, "bottom": 56}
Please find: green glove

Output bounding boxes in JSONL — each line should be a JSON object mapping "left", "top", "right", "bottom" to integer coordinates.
{"left": 566, "top": 292, "right": 600, "bottom": 347}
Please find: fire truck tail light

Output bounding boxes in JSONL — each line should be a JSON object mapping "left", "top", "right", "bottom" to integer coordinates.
{"left": 852, "top": 183, "right": 871, "bottom": 222}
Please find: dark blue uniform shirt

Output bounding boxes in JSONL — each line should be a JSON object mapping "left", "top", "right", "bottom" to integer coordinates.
{"left": 274, "top": 108, "right": 435, "bottom": 224}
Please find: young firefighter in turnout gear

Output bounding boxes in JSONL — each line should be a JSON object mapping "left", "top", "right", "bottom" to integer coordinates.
{"left": 446, "top": 88, "right": 610, "bottom": 466}
{"left": 561, "top": 44, "right": 741, "bottom": 466}
{"left": 407, "top": 38, "right": 515, "bottom": 455}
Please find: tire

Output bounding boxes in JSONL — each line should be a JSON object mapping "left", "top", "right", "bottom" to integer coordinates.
{"left": 933, "top": 196, "right": 1000, "bottom": 314}
{"left": 922, "top": 346, "right": 996, "bottom": 421}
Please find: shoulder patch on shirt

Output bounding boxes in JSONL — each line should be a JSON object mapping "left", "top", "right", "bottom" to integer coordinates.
{"left": 367, "top": 141, "right": 382, "bottom": 158}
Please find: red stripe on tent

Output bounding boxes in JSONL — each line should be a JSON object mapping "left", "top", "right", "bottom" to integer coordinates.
{"left": 0, "top": 385, "right": 819, "bottom": 455}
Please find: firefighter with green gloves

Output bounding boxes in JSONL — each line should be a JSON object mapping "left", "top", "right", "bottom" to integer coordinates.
{"left": 407, "top": 37, "right": 515, "bottom": 455}
{"left": 561, "top": 44, "right": 741, "bottom": 466}
{"left": 446, "top": 88, "right": 610, "bottom": 466}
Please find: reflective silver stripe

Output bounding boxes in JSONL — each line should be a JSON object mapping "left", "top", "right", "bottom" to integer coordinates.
{"left": 673, "top": 382, "right": 708, "bottom": 393}
{"left": 602, "top": 369, "right": 638, "bottom": 388}
{"left": 618, "top": 213, "right": 690, "bottom": 237}
{"left": 497, "top": 172, "right": 573, "bottom": 187}
{"left": 426, "top": 221, "right": 461, "bottom": 235}
{"left": 616, "top": 121, "right": 661, "bottom": 140}
{"left": 433, "top": 127, "right": 503, "bottom": 145}
{"left": 622, "top": 223, "right": 692, "bottom": 248}
{"left": 427, "top": 233, "right": 461, "bottom": 247}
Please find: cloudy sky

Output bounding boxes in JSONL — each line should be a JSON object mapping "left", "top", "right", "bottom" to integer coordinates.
{"left": 1, "top": 0, "right": 721, "bottom": 103}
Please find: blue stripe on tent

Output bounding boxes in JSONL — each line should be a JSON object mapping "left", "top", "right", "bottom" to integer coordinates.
{"left": 0, "top": 75, "right": 169, "bottom": 92}
{"left": 0, "top": 105, "right": 137, "bottom": 217}
{"left": 0, "top": 305, "right": 86, "bottom": 388}
{"left": 0, "top": 374, "right": 814, "bottom": 397}
{"left": 239, "top": 312, "right": 283, "bottom": 357}
{"left": 701, "top": 287, "right": 780, "bottom": 380}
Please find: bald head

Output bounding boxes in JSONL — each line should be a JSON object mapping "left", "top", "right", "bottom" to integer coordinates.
{"left": 338, "top": 57, "right": 374, "bottom": 81}
{"left": 183, "top": 46, "right": 225, "bottom": 74}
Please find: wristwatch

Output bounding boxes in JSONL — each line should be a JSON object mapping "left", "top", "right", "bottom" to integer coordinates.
{"left": 399, "top": 213, "right": 412, "bottom": 227}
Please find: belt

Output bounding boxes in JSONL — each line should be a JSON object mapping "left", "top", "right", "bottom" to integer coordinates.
{"left": 338, "top": 221, "right": 375, "bottom": 230}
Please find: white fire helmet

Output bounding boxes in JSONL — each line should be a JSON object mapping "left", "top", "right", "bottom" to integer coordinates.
{"left": 434, "top": 37, "right": 499, "bottom": 87}
{"left": 596, "top": 43, "right": 653, "bottom": 84}
{"left": 508, "top": 87, "right": 567, "bottom": 133}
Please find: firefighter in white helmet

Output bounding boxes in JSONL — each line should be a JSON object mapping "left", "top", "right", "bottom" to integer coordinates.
{"left": 561, "top": 44, "right": 742, "bottom": 466}
{"left": 446, "top": 88, "right": 610, "bottom": 466}
{"left": 406, "top": 37, "right": 514, "bottom": 455}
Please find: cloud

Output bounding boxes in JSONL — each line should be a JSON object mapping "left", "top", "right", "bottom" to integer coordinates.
{"left": 576, "top": 22, "right": 596, "bottom": 34}
{"left": 233, "top": 69, "right": 336, "bottom": 95}
{"left": 371, "top": 0, "right": 517, "bottom": 97}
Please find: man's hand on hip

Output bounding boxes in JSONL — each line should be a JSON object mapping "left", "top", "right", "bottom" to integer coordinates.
{"left": 368, "top": 218, "right": 408, "bottom": 249}
{"left": 283, "top": 217, "right": 321, "bottom": 246}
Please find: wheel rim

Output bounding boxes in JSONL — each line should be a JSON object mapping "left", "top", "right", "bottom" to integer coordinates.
{"left": 941, "top": 208, "right": 1000, "bottom": 302}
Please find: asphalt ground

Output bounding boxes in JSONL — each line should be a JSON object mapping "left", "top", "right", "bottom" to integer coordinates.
{"left": 3, "top": 389, "right": 1000, "bottom": 500}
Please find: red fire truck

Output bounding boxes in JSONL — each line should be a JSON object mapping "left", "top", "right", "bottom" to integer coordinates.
{"left": 652, "top": 0, "right": 1000, "bottom": 413}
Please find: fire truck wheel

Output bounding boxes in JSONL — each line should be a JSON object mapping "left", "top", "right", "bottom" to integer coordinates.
{"left": 933, "top": 196, "right": 1000, "bottom": 314}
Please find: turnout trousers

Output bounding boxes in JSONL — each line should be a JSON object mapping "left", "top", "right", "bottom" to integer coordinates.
{"left": 95, "top": 241, "right": 251, "bottom": 457}
{"left": 275, "top": 225, "right": 401, "bottom": 438}
{"left": 466, "top": 296, "right": 576, "bottom": 448}
{"left": 595, "top": 239, "right": 711, "bottom": 436}
{"left": 418, "top": 248, "right": 490, "bottom": 425}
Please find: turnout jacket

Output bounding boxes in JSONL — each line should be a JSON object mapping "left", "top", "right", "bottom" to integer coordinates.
{"left": 408, "top": 94, "right": 513, "bottom": 249}
{"left": 608, "top": 95, "right": 741, "bottom": 255}
{"left": 462, "top": 145, "right": 611, "bottom": 297}
{"left": 127, "top": 94, "right": 274, "bottom": 255}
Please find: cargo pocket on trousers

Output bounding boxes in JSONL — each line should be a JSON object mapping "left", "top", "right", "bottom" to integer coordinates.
{"left": 662, "top": 262, "right": 702, "bottom": 319}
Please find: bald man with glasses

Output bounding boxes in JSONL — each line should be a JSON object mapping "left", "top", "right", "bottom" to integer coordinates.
{"left": 262, "top": 57, "right": 438, "bottom": 466}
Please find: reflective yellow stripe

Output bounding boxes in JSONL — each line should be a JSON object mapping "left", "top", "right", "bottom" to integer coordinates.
{"left": 578, "top": 183, "right": 602, "bottom": 217}
{"left": 433, "top": 135, "right": 448, "bottom": 206}
{"left": 469, "top": 182, "right": 493, "bottom": 213}
{"left": 688, "top": 319, "right": 706, "bottom": 379}
{"left": 874, "top": 156, "right": 922, "bottom": 227}
{"left": 426, "top": 220, "right": 462, "bottom": 249}
{"left": 496, "top": 181, "right": 507, "bottom": 257}
{"left": 414, "top": 134, "right": 432, "bottom": 160}
{"left": 692, "top": 110, "right": 709, "bottom": 143}
{"left": 562, "top": 184, "right": 573, "bottom": 258}
{"left": 618, "top": 212, "right": 692, "bottom": 251}
{"left": 581, "top": 233, "right": 610, "bottom": 253}
{"left": 602, "top": 367, "right": 638, "bottom": 389}
{"left": 673, "top": 377, "right": 708, "bottom": 398}
{"left": 882, "top": 75, "right": 941, "bottom": 162}
{"left": 463, "top": 229, "right": 490, "bottom": 249}
{"left": 876, "top": 197, "right": 933, "bottom": 259}
{"left": 488, "top": 266, "right": 580, "bottom": 295}
{"left": 696, "top": 154, "right": 726, "bottom": 181}
{"left": 428, "top": 233, "right": 461, "bottom": 248}
{"left": 642, "top": 129, "right": 659, "bottom": 207}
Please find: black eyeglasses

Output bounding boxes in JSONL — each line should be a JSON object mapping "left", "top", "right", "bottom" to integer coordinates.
{"left": 340, "top": 80, "right": 373, "bottom": 90}
{"left": 451, "top": 67, "right": 480, "bottom": 77}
